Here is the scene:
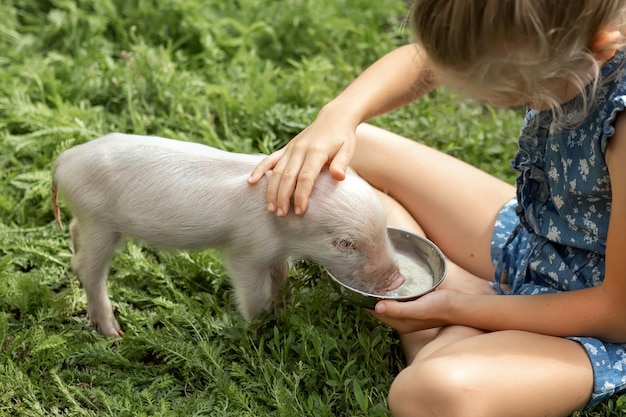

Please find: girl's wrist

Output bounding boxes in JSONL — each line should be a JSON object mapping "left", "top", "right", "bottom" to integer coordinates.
{"left": 319, "top": 98, "right": 368, "bottom": 128}
{"left": 437, "top": 289, "right": 473, "bottom": 327}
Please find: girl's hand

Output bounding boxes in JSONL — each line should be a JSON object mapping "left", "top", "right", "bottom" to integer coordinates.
{"left": 369, "top": 289, "right": 455, "bottom": 334}
{"left": 248, "top": 105, "right": 358, "bottom": 216}
{"left": 248, "top": 45, "right": 435, "bottom": 217}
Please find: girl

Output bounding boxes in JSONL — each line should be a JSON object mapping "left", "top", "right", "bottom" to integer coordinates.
{"left": 248, "top": 1, "right": 626, "bottom": 416}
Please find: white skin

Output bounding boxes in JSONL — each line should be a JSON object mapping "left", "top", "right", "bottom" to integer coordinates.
{"left": 53, "top": 135, "right": 405, "bottom": 336}
{"left": 248, "top": 26, "right": 626, "bottom": 417}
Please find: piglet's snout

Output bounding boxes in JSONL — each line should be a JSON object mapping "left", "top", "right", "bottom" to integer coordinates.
{"left": 376, "top": 269, "right": 405, "bottom": 294}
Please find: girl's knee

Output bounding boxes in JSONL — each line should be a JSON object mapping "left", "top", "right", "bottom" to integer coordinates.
{"left": 388, "top": 357, "right": 488, "bottom": 417}
{"left": 388, "top": 359, "right": 450, "bottom": 417}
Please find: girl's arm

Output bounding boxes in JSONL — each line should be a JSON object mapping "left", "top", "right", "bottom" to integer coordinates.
{"left": 248, "top": 44, "right": 439, "bottom": 217}
{"left": 590, "top": 110, "right": 626, "bottom": 341}
{"left": 375, "top": 113, "right": 626, "bottom": 343}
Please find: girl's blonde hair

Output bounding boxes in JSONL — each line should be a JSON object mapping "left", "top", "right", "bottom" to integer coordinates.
{"left": 410, "top": 0, "right": 626, "bottom": 112}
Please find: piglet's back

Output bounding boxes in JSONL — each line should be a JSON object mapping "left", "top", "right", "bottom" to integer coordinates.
{"left": 53, "top": 133, "right": 269, "bottom": 249}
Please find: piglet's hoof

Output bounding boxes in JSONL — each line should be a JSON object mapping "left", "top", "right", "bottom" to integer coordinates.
{"left": 91, "top": 315, "right": 124, "bottom": 338}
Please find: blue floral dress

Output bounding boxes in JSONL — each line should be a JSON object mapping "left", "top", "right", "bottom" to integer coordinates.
{"left": 491, "top": 51, "right": 626, "bottom": 406}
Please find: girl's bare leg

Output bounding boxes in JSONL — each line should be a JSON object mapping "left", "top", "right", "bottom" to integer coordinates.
{"left": 352, "top": 123, "right": 515, "bottom": 280}
{"left": 391, "top": 329, "right": 593, "bottom": 417}
{"left": 356, "top": 122, "right": 511, "bottom": 359}
{"left": 373, "top": 188, "right": 496, "bottom": 360}
{"left": 353, "top": 124, "right": 593, "bottom": 416}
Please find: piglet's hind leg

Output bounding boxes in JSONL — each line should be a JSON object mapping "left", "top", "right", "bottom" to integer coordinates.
{"left": 70, "top": 219, "right": 123, "bottom": 337}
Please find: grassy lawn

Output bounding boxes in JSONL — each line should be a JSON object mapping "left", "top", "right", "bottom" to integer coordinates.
{"left": 1, "top": 0, "right": 625, "bottom": 415}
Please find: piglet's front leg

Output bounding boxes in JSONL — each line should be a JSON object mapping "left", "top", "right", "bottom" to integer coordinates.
{"left": 70, "top": 219, "right": 124, "bottom": 337}
{"left": 224, "top": 256, "right": 289, "bottom": 320}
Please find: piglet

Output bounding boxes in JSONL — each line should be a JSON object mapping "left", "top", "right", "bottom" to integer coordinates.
{"left": 51, "top": 133, "right": 405, "bottom": 337}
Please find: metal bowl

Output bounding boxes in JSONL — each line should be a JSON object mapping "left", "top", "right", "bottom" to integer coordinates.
{"left": 327, "top": 226, "right": 447, "bottom": 309}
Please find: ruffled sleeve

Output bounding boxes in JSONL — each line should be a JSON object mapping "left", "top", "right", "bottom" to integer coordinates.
{"left": 513, "top": 110, "right": 552, "bottom": 234}
{"left": 601, "top": 95, "right": 626, "bottom": 153}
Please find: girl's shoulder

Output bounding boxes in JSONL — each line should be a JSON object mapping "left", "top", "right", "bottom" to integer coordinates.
{"left": 600, "top": 50, "right": 626, "bottom": 100}
{"left": 523, "top": 51, "right": 626, "bottom": 147}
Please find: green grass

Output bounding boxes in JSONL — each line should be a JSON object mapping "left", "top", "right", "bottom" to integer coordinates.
{"left": 0, "top": 0, "right": 624, "bottom": 416}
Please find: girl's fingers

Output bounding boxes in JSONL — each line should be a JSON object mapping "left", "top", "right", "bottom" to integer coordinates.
{"left": 249, "top": 125, "right": 355, "bottom": 216}
{"left": 372, "top": 299, "right": 447, "bottom": 334}
{"left": 289, "top": 136, "right": 356, "bottom": 214}
{"left": 265, "top": 148, "right": 303, "bottom": 216}
{"left": 292, "top": 149, "right": 334, "bottom": 216}
{"left": 369, "top": 304, "right": 434, "bottom": 334}
{"left": 328, "top": 139, "right": 355, "bottom": 181}
{"left": 375, "top": 299, "right": 407, "bottom": 316}
{"left": 375, "top": 295, "right": 433, "bottom": 319}
{"left": 247, "top": 148, "right": 285, "bottom": 185}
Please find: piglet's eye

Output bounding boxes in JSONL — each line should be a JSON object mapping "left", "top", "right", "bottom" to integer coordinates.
{"left": 333, "top": 237, "right": 356, "bottom": 251}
